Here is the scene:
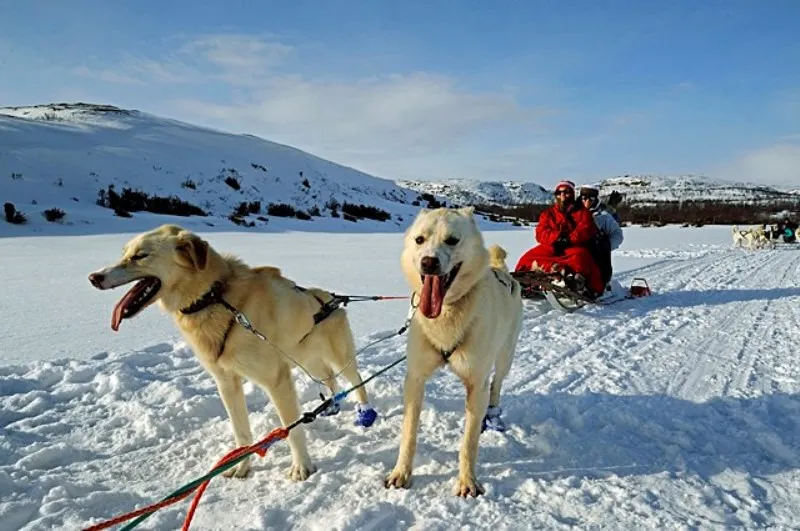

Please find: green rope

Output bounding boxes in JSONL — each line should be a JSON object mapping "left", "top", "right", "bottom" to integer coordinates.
{"left": 117, "top": 350, "right": 408, "bottom": 529}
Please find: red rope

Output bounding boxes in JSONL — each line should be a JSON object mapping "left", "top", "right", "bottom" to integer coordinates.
{"left": 83, "top": 427, "right": 289, "bottom": 531}
{"left": 84, "top": 491, "right": 194, "bottom": 531}
{"left": 181, "top": 428, "right": 288, "bottom": 530}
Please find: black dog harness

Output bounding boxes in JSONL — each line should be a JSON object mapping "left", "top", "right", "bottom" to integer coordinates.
{"left": 179, "top": 280, "right": 345, "bottom": 359}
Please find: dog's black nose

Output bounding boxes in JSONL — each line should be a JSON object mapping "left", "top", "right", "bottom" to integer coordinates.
{"left": 88, "top": 272, "right": 105, "bottom": 288}
{"left": 420, "top": 256, "right": 441, "bottom": 275}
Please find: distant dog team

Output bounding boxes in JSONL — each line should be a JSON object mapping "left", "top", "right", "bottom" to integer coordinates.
{"left": 731, "top": 225, "right": 773, "bottom": 250}
{"left": 88, "top": 207, "right": 523, "bottom": 498}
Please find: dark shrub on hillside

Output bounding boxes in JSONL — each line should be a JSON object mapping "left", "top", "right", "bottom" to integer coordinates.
{"left": 4, "top": 202, "right": 26, "bottom": 224}
{"left": 267, "top": 203, "right": 297, "bottom": 217}
{"left": 233, "top": 201, "right": 261, "bottom": 218}
{"left": 96, "top": 185, "right": 207, "bottom": 217}
{"left": 341, "top": 202, "right": 391, "bottom": 222}
{"left": 473, "top": 198, "right": 800, "bottom": 226}
{"left": 615, "top": 199, "right": 800, "bottom": 225}
{"left": 308, "top": 205, "right": 321, "bottom": 217}
{"left": 43, "top": 208, "right": 66, "bottom": 222}
{"left": 229, "top": 214, "right": 255, "bottom": 227}
{"left": 295, "top": 210, "right": 311, "bottom": 221}
{"left": 224, "top": 176, "right": 241, "bottom": 190}
{"left": 474, "top": 203, "right": 549, "bottom": 223}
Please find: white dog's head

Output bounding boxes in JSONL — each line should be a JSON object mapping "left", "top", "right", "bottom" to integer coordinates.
{"left": 88, "top": 224, "right": 213, "bottom": 331}
{"left": 401, "top": 207, "right": 489, "bottom": 319}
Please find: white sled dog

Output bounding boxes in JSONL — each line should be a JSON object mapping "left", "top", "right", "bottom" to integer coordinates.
{"left": 88, "top": 224, "right": 376, "bottom": 481}
{"left": 385, "top": 207, "right": 524, "bottom": 497}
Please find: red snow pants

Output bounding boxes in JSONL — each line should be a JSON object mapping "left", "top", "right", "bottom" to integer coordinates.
{"left": 514, "top": 244, "right": 605, "bottom": 295}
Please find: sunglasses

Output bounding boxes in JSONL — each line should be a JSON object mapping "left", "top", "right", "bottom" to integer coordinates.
{"left": 580, "top": 194, "right": 597, "bottom": 201}
{"left": 554, "top": 189, "right": 573, "bottom": 196}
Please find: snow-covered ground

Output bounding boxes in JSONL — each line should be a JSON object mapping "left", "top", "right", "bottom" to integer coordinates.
{"left": 1, "top": 224, "right": 799, "bottom": 530}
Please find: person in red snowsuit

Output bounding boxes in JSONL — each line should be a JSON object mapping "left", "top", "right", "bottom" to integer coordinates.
{"left": 514, "top": 180, "right": 605, "bottom": 296}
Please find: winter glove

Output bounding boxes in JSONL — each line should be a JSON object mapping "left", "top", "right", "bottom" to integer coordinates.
{"left": 552, "top": 234, "right": 570, "bottom": 255}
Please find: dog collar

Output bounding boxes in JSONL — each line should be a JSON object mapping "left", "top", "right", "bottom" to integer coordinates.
{"left": 180, "top": 280, "right": 227, "bottom": 314}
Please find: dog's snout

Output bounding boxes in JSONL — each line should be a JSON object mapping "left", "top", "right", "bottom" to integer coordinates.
{"left": 420, "top": 256, "right": 441, "bottom": 275}
{"left": 88, "top": 272, "right": 105, "bottom": 288}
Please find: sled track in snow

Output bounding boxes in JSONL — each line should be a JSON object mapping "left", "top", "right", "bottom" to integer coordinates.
{"left": 513, "top": 248, "right": 800, "bottom": 401}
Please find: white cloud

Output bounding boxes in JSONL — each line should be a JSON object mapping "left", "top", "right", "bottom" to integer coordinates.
{"left": 720, "top": 142, "right": 800, "bottom": 188}
{"left": 74, "top": 33, "right": 291, "bottom": 86}
{"left": 179, "top": 34, "right": 292, "bottom": 78}
{"left": 174, "top": 72, "right": 537, "bottom": 149}
{"left": 64, "top": 33, "right": 555, "bottom": 181}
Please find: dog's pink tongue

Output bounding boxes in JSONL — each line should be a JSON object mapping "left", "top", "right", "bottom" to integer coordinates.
{"left": 111, "top": 298, "right": 126, "bottom": 332}
{"left": 419, "top": 275, "right": 444, "bottom": 319}
{"left": 111, "top": 286, "right": 138, "bottom": 332}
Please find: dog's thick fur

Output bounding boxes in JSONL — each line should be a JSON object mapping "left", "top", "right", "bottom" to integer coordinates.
{"left": 385, "top": 207, "right": 523, "bottom": 497}
{"left": 88, "top": 224, "right": 372, "bottom": 480}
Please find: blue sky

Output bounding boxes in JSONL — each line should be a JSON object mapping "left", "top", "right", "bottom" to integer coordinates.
{"left": 1, "top": 0, "right": 799, "bottom": 188}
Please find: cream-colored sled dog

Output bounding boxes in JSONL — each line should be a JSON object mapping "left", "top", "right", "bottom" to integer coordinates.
{"left": 88, "top": 224, "right": 376, "bottom": 481}
{"left": 385, "top": 207, "right": 523, "bottom": 497}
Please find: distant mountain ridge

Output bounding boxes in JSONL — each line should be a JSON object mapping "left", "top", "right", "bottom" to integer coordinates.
{"left": 397, "top": 174, "right": 800, "bottom": 207}
{"left": 396, "top": 178, "right": 552, "bottom": 206}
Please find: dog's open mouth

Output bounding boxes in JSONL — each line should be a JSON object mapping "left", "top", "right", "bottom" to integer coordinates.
{"left": 111, "top": 277, "right": 161, "bottom": 331}
{"left": 419, "top": 263, "right": 461, "bottom": 319}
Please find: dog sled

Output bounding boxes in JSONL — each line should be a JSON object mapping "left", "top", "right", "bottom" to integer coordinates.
{"left": 510, "top": 270, "right": 651, "bottom": 313}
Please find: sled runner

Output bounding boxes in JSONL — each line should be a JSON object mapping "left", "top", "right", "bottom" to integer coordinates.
{"left": 511, "top": 270, "right": 651, "bottom": 313}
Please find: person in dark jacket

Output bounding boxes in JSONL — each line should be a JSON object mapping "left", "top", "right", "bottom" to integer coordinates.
{"left": 578, "top": 184, "right": 624, "bottom": 287}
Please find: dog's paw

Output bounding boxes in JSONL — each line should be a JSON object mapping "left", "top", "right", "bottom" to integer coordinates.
{"left": 453, "top": 475, "right": 485, "bottom": 498}
{"left": 354, "top": 404, "right": 378, "bottom": 428}
{"left": 286, "top": 461, "right": 316, "bottom": 481}
{"left": 384, "top": 467, "right": 412, "bottom": 489}
{"left": 222, "top": 459, "right": 251, "bottom": 479}
{"left": 481, "top": 406, "right": 505, "bottom": 433}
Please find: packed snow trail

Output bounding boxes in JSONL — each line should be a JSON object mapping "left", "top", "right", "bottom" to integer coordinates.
{"left": 2, "top": 247, "right": 800, "bottom": 529}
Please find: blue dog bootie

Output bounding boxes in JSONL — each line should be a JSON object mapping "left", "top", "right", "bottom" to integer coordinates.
{"left": 354, "top": 403, "right": 378, "bottom": 428}
{"left": 481, "top": 405, "right": 506, "bottom": 432}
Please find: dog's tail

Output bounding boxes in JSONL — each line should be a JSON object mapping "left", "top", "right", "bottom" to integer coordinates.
{"left": 488, "top": 244, "right": 509, "bottom": 271}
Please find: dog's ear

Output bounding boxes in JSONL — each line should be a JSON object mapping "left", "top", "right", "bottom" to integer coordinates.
{"left": 459, "top": 206, "right": 478, "bottom": 227}
{"left": 176, "top": 232, "right": 209, "bottom": 270}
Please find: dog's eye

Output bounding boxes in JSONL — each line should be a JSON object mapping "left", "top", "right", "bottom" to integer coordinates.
{"left": 131, "top": 253, "right": 148, "bottom": 261}
{"left": 445, "top": 236, "right": 460, "bottom": 246}
{"left": 415, "top": 235, "right": 425, "bottom": 245}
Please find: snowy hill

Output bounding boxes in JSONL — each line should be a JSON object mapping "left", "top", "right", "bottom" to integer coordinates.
{"left": 0, "top": 103, "right": 454, "bottom": 235}
{"left": 594, "top": 174, "right": 800, "bottom": 205}
{"left": 398, "top": 175, "right": 800, "bottom": 207}
{"left": 397, "top": 178, "right": 552, "bottom": 206}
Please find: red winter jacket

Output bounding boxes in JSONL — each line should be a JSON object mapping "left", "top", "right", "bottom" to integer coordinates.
{"left": 535, "top": 203, "right": 598, "bottom": 247}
